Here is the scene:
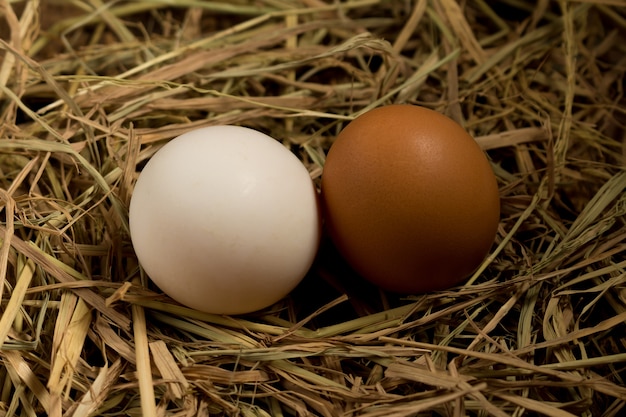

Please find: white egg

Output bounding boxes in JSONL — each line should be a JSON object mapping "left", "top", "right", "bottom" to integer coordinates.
{"left": 129, "top": 125, "right": 321, "bottom": 315}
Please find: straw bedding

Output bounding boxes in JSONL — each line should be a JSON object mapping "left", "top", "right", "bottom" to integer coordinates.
{"left": 0, "top": 0, "right": 625, "bottom": 416}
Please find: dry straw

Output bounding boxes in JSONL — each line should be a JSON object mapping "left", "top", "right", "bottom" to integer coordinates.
{"left": 1, "top": 0, "right": 625, "bottom": 416}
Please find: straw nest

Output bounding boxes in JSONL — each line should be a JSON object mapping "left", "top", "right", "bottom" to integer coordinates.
{"left": 1, "top": 1, "right": 625, "bottom": 416}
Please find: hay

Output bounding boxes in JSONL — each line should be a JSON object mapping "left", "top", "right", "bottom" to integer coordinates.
{"left": 1, "top": 0, "right": 625, "bottom": 416}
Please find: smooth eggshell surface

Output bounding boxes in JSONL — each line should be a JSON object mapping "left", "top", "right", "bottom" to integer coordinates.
{"left": 321, "top": 105, "right": 500, "bottom": 293}
{"left": 129, "top": 126, "right": 321, "bottom": 315}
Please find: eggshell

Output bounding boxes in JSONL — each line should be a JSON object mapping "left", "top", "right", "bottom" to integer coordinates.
{"left": 129, "top": 126, "right": 321, "bottom": 315}
{"left": 321, "top": 105, "right": 500, "bottom": 293}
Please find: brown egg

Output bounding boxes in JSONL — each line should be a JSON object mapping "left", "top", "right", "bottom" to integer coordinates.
{"left": 321, "top": 104, "right": 500, "bottom": 293}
